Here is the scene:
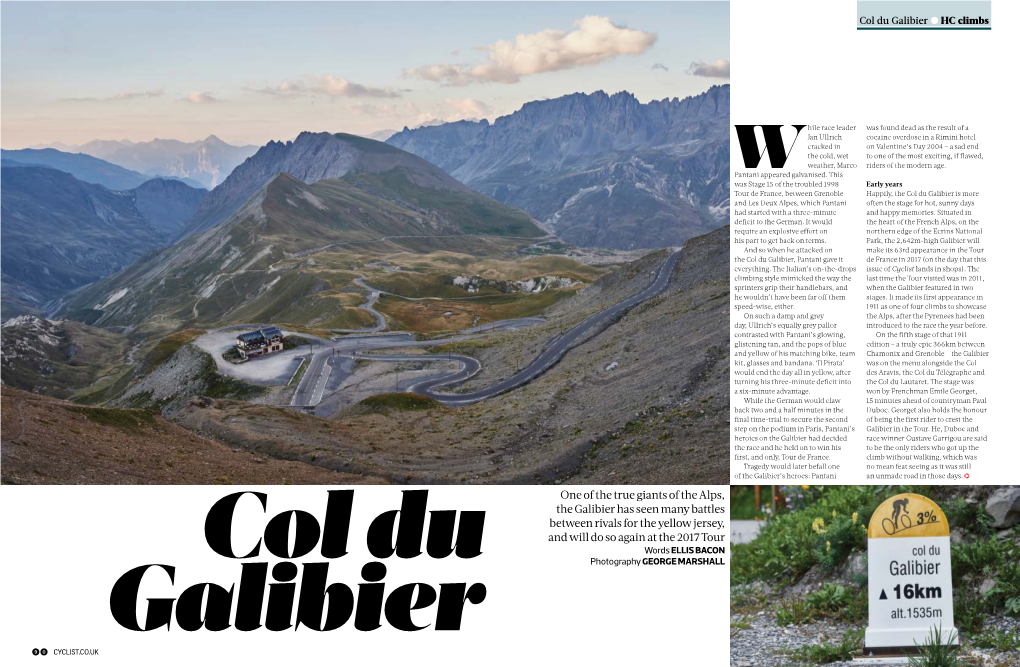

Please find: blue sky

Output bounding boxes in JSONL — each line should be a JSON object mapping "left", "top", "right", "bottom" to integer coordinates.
{"left": 1, "top": 1, "right": 729, "bottom": 148}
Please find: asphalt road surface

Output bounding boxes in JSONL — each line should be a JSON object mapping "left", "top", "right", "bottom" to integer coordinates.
{"left": 458, "top": 317, "right": 545, "bottom": 334}
{"left": 290, "top": 352, "right": 338, "bottom": 407}
{"left": 329, "top": 277, "right": 386, "bottom": 333}
{"left": 290, "top": 319, "right": 544, "bottom": 407}
{"left": 358, "top": 353, "right": 481, "bottom": 389}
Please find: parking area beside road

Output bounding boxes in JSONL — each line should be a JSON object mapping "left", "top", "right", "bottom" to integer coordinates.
{"left": 192, "top": 328, "right": 328, "bottom": 386}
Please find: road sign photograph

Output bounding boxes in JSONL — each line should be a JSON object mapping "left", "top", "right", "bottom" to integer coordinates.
{"left": 730, "top": 485, "right": 1020, "bottom": 665}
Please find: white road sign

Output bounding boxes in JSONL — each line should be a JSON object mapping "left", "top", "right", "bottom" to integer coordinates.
{"left": 864, "top": 493, "right": 958, "bottom": 655}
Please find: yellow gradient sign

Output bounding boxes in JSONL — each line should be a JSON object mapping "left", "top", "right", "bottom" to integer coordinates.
{"left": 868, "top": 493, "right": 949, "bottom": 540}
{"left": 864, "top": 493, "right": 957, "bottom": 654}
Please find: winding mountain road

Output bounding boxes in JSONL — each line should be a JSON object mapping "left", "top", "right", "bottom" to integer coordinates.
{"left": 268, "top": 232, "right": 556, "bottom": 272}
{"left": 289, "top": 319, "right": 542, "bottom": 408}
{"left": 329, "top": 277, "right": 387, "bottom": 333}
{"left": 403, "top": 246, "right": 683, "bottom": 405}
{"left": 286, "top": 247, "right": 681, "bottom": 409}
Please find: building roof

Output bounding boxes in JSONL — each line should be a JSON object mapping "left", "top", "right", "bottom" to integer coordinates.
{"left": 260, "top": 326, "right": 282, "bottom": 339}
{"left": 237, "top": 331, "right": 266, "bottom": 344}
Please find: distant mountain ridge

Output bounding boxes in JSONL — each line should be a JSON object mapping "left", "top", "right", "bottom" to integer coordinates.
{"left": 388, "top": 85, "right": 730, "bottom": 250}
{"left": 0, "top": 148, "right": 152, "bottom": 190}
{"left": 60, "top": 155, "right": 546, "bottom": 328}
{"left": 180, "top": 131, "right": 475, "bottom": 237}
{"left": 74, "top": 135, "right": 259, "bottom": 189}
{"left": 0, "top": 166, "right": 206, "bottom": 318}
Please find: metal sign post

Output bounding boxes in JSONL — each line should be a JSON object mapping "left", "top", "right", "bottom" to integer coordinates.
{"left": 859, "top": 493, "right": 957, "bottom": 664}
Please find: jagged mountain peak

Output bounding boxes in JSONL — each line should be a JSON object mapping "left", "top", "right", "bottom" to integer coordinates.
{"left": 69, "top": 135, "right": 260, "bottom": 190}
{"left": 180, "top": 130, "right": 472, "bottom": 237}
{"left": 387, "top": 85, "right": 730, "bottom": 250}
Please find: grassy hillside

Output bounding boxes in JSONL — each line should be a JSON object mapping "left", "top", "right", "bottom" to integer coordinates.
{"left": 61, "top": 167, "right": 549, "bottom": 330}
{"left": 376, "top": 290, "right": 570, "bottom": 333}
{"left": 366, "top": 272, "right": 505, "bottom": 299}
{"left": 0, "top": 317, "right": 131, "bottom": 399}
{"left": 170, "top": 227, "right": 730, "bottom": 485}
{"left": 345, "top": 169, "right": 545, "bottom": 238}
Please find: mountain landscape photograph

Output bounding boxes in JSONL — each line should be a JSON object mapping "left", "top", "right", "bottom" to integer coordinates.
{"left": 1, "top": 1, "right": 731, "bottom": 485}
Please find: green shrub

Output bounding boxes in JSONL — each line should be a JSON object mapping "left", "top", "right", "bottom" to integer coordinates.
{"left": 971, "top": 627, "right": 1020, "bottom": 652}
{"left": 221, "top": 347, "right": 245, "bottom": 363}
{"left": 990, "top": 561, "right": 1020, "bottom": 616}
{"left": 953, "top": 538, "right": 1007, "bottom": 581}
{"left": 282, "top": 335, "right": 313, "bottom": 350}
{"left": 730, "top": 485, "right": 761, "bottom": 520}
{"left": 954, "top": 587, "right": 993, "bottom": 635}
{"left": 358, "top": 392, "right": 442, "bottom": 412}
{"left": 730, "top": 617, "right": 751, "bottom": 636}
{"left": 943, "top": 498, "right": 994, "bottom": 537}
{"left": 951, "top": 532, "right": 1020, "bottom": 622}
{"left": 773, "top": 584, "right": 869, "bottom": 627}
{"left": 782, "top": 627, "right": 863, "bottom": 664}
{"left": 908, "top": 625, "right": 959, "bottom": 667}
{"left": 814, "top": 511, "right": 867, "bottom": 571}
{"left": 806, "top": 583, "right": 868, "bottom": 622}
{"left": 731, "top": 486, "right": 878, "bottom": 585}
{"left": 774, "top": 595, "right": 813, "bottom": 626}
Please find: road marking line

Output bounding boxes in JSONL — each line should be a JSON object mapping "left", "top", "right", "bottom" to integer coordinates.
{"left": 312, "top": 362, "right": 332, "bottom": 405}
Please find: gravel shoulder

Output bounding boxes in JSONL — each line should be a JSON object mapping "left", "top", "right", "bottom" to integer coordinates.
{"left": 731, "top": 595, "right": 1020, "bottom": 667}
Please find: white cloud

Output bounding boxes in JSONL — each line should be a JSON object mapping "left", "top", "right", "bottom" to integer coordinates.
{"left": 685, "top": 59, "right": 730, "bottom": 78}
{"left": 404, "top": 15, "right": 656, "bottom": 86}
{"left": 62, "top": 88, "right": 163, "bottom": 102}
{"left": 251, "top": 76, "right": 399, "bottom": 99}
{"left": 443, "top": 97, "right": 492, "bottom": 119}
{"left": 185, "top": 92, "right": 219, "bottom": 104}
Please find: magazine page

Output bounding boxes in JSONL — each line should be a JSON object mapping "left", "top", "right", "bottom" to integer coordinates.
{"left": 0, "top": 1, "right": 1016, "bottom": 666}
{"left": 729, "top": 1, "right": 1018, "bottom": 666}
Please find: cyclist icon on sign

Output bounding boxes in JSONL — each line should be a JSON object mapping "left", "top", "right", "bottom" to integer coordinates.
{"left": 882, "top": 498, "right": 912, "bottom": 535}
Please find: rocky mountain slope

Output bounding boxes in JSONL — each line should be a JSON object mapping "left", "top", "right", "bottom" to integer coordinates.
{"left": 175, "top": 226, "right": 730, "bottom": 484}
{"left": 181, "top": 131, "right": 479, "bottom": 237}
{"left": 0, "top": 147, "right": 152, "bottom": 190}
{"left": 76, "top": 135, "right": 258, "bottom": 189}
{"left": 129, "top": 177, "right": 209, "bottom": 237}
{"left": 6, "top": 227, "right": 728, "bottom": 485}
{"left": 388, "top": 85, "right": 730, "bottom": 250}
{"left": 0, "top": 316, "right": 130, "bottom": 399}
{"left": 1, "top": 166, "right": 206, "bottom": 318}
{"left": 59, "top": 154, "right": 547, "bottom": 329}
{"left": 0, "top": 387, "right": 382, "bottom": 484}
